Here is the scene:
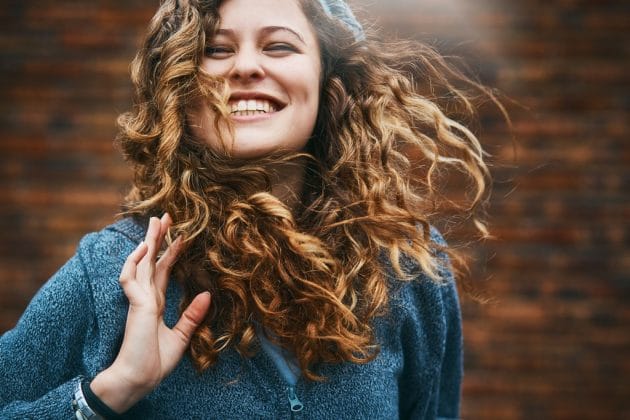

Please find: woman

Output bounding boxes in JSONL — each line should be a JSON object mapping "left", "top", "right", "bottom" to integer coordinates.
{"left": 0, "top": 0, "right": 492, "bottom": 418}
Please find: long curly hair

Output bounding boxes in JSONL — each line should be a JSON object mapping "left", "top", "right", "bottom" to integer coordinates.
{"left": 117, "top": 0, "right": 497, "bottom": 380}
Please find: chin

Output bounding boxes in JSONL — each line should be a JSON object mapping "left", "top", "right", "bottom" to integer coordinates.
{"left": 227, "top": 134, "right": 309, "bottom": 160}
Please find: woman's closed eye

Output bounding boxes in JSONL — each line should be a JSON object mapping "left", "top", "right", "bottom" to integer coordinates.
{"left": 205, "top": 45, "right": 234, "bottom": 58}
{"left": 264, "top": 42, "right": 299, "bottom": 55}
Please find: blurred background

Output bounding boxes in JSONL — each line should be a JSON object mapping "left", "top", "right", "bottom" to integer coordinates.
{"left": 0, "top": 0, "right": 628, "bottom": 418}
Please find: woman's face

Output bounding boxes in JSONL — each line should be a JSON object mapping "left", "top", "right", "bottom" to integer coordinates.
{"left": 189, "top": 0, "right": 322, "bottom": 158}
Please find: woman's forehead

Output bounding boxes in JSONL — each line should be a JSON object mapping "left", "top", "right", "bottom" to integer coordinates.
{"left": 214, "top": 0, "right": 315, "bottom": 41}
{"left": 217, "top": 0, "right": 306, "bottom": 26}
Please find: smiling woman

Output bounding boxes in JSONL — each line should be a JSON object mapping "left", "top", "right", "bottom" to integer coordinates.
{"left": 0, "top": 0, "right": 495, "bottom": 418}
{"left": 189, "top": 0, "right": 322, "bottom": 159}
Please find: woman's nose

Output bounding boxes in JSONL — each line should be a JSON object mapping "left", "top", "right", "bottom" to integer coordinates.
{"left": 228, "top": 48, "right": 265, "bottom": 82}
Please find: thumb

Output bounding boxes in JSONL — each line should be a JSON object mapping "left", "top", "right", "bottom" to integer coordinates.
{"left": 171, "top": 292, "right": 211, "bottom": 345}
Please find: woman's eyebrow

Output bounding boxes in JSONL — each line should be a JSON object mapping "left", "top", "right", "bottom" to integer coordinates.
{"left": 260, "top": 26, "right": 306, "bottom": 45}
{"left": 213, "top": 26, "right": 306, "bottom": 46}
{"left": 214, "top": 28, "right": 236, "bottom": 38}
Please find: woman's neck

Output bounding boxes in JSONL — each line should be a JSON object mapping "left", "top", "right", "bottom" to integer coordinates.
{"left": 269, "top": 159, "right": 306, "bottom": 212}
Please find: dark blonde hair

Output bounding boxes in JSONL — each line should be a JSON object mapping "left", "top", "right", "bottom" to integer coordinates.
{"left": 118, "top": 0, "right": 496, "bottom": 380}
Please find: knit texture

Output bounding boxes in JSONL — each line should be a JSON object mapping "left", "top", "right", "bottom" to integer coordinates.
{"left": 0, "top": 218, "right": 462, "bottom": 419}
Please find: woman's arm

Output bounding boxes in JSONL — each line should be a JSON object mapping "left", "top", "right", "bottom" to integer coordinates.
{"left": 0, "top": 215, "right": 211, "bottom": 417}
{"left": 431, "top": 228, "right": 464, "bottom": 419}
{"left": 0, "top": 234, "right": 97, "bottom": 418}
{"left": 433, "top": 229, "right": 463, "bottom": 419}
{"left": 435, "top": 274, "right": 463, "bottom": 420}
{"left": 398, "top": 228, "right": 463, "bottom": 420}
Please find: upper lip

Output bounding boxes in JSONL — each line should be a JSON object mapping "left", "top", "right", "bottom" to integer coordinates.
{"left": 228, "top": 91, "right": 287, "bottom": 109}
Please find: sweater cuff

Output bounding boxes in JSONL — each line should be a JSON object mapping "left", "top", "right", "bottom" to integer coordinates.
{"left": 81, "top": 379, "right": 125, "bottom": 420}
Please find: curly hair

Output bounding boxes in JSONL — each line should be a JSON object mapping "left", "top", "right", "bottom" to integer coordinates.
{"left": 117, "top": 0, "right": 498, "bottom": 380}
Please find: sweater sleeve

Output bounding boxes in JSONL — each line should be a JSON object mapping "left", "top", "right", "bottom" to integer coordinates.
{"left": 433, "top": 229, "right": 463, "bottom": 420}
{"left": 398, "top": 228, "right": 463, "bottom": 420}
{"left": 0, "top": 233, "right": 99, "bottom": 418}
{"left": 435, "top": 269, "right": 463, "bottom": 419}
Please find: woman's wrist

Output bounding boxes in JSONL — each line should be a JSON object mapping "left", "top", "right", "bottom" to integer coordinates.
{"left": 90, "top": 367, "right": 151, "bottom": 414}
{"left": 81, "top": 379, "right": 125, "bottom": 419}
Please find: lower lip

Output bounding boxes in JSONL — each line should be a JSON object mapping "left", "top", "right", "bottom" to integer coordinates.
{"left": 229, "top": 110, "right": 280, "bottom": 123}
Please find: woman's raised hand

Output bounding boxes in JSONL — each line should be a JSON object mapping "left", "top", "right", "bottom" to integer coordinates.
{"left": 90, "top": 214, "right": 211, "bottom": 414}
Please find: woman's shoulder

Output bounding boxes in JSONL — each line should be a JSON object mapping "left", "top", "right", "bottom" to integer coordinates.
{"left": 78, "top": 217, "right": 146, "bottom": 260}
{"left": 74, "top": 217, "right": 147, "bottom": 283}
{"left": 384, "top": 226, "right": 458, "bottom": 324}
{"left": 104, "top": 216, "right": 147, "bottom": 241}
{"left": 60, "top": 217, "right": 148, "bottom": 325}
{"left": 378, "top": 226, "right": 461, "bottom": 369}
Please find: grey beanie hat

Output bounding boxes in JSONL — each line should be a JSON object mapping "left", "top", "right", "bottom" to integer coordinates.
{"left": 317, "top": 0, "right": 365, "bottom": 40}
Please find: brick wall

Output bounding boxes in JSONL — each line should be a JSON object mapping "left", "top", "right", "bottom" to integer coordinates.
{"left": 0, "top": 0, "right": 628, "bottom": 418}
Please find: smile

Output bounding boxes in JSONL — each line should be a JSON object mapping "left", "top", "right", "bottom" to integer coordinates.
{"left": 229, "top": 99, "right": 278, "bottom": 116}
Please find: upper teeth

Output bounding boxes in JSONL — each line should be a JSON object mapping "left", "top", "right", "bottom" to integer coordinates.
{"left": 229, "top": 99, "right": 277, "bottom": 114}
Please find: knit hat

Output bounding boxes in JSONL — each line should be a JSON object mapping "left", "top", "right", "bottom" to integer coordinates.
{"left": 318, "top": 0, "right": 365, "bottom": 40}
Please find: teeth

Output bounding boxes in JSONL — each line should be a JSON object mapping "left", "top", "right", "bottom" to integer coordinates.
{"left": 232, "top": 110, "right": 266, "bottom": 116}
{"left": 229, "top": 99, "right": 278, "bottom": 115}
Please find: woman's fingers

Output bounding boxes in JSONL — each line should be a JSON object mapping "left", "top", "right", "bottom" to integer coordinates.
{"left": 152, "top": 212, "right": 182, "bottom": 293}
{"left": 155, "top": 235, "right": 184, "bottom": 293}
{"left": 171, "top": 292, "right": 211, "bottom": 345}
{"left": 119, "top": 214, "right": 177, "bottom": 309}
{"left": 119, "top": 241, "right": 148, "bottom": 286}
{"left": 145, "top": 216, "right": 163, "bottom": 261}
{"left": 136, "top": 215, "right": 170, "bottom": 285}
{"left": 121, "top": 241, "right": 149, "bottom": 280}
{"left": 158, "top": 213, "right": 172, "bottom": 245}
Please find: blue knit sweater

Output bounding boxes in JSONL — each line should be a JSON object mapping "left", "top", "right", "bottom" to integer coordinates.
{"left": 0, "top": 218, "right": 462, "bottom": 419}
